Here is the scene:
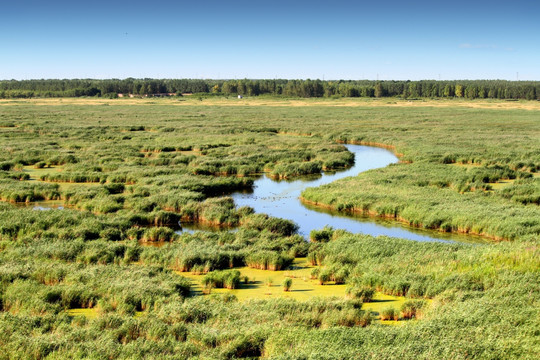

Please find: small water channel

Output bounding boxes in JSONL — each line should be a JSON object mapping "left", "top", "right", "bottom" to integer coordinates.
{"left": 214, "top": 145, "right": 483, "bottom": 244}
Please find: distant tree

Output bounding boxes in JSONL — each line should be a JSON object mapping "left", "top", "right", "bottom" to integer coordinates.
{"left": 237, "top": 81, "right": 246, "bottom": 95}
{"left": 138, "top": 85, "right": 146, "bottom": 95}
{"left": 408, "top": 83, "right": 419, "bottom": 98}
{"left": 361, "top": 86, "right": 374, "bottom": 97}
{"left": 465, "top": 86, "right": 477, "bottom": 99}
{"left": 443, "top": 84, "right": 452, "bottom": 97}
{"left": 526, "top": 86, "right": 536, "bottom": 100}
{"left": 1, "top": 78, "right": 539, "bottom": 100}
{"left": 477, "top": 87, "right": 486, "bottom": 99}
{"left": 324, "top": 82, "right": 337, "bottom": 97}
{"left": 430, "top": 84, "right": 439, "bottom": 98}
{"left": 455, "top": 85, "right": 464, "bottom": 98}
{"left": 375, "top": 82, "right": 384, "bottom": 97}
{"left": 247, "top": 82, "right": 259, "bottom": 96}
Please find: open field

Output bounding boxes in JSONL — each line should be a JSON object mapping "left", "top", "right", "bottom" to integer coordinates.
{"left": 3, "top": 96, "right": 540, "bottom": 111}
{"left": 0, "top": 97, "right": 538, "bottom": 359}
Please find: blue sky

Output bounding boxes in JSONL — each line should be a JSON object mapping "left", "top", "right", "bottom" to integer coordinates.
{"left": 1, "top": 0, "right": 539, "bottom": 80}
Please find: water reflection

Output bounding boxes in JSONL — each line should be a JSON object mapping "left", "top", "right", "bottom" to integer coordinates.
{"left": 179, "top": 222, "right": 238, "bottom": 234}
{"left": 227, "top": 145, "right": 484, "bottom": 244}
{"left": 14, "top": 200, "right": 65, "bottom": 211}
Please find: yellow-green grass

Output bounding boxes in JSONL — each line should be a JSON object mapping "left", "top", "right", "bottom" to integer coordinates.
{"left": 11, "top": 165, "right": 98, "bottom": 209}
{"left": 490, "top": 172, "right": 540, "bottom": 190}
{"left": 178, "top": 258, "right": 411, "bottom": 323}
{"left": 179, "top": 150, "right": 202, "bottom": 156}
{"left": 450, "top": 163, "right": 540, "bottom": 190}
{"left": 362, "top": 293, "right": 409, "bottom": 325}
{"left": 450, "top": 163, "right": 482, "bottom": 169}
{"left": 4, "top": 96, "right": 540, "bottom": 111}
{"left": 178, "top": 258, "right": 344, "bottom": 300}
{"left": 53, "top": 182, "right": 101, "bottom": 191}
{"left": 67, "top": 308, "right": 145, "bottom": 319}
{"left": 67, "top": 308, "right": 98, "bottom": 319}
{"left": 22, "top": 165, "right": 100, "bottom": 191}
{"left": 22, "top": 165, "right": 62, "bottom": 180}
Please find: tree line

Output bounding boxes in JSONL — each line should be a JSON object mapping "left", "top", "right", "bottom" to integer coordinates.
{"left": 0, "top": 78, "right": 538, "bottom": 100}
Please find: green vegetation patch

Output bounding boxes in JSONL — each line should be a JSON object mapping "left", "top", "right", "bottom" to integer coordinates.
{"left": 0, "top": 98, "right": 538, "bottom": 358}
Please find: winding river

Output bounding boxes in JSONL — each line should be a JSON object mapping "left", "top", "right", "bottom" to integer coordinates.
{"left": 185, "top": 145, "right": 483, "bottom": 244}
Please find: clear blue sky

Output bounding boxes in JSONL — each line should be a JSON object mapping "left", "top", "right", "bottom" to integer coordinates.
{"left": 2, "top": 0, "right": 539, "bottom": 80}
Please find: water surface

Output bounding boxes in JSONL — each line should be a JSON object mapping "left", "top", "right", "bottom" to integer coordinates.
{"left": 228, "top": 145, "right": 483, "bottom": 243}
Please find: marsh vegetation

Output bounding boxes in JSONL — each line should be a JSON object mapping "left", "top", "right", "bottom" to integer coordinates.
{"left": 0, "top": 97, "right": 538, "bottom": 359}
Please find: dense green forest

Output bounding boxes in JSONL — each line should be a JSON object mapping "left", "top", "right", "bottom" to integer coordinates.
{"left": 0, "top": 98, "right": 538, "bottom": 359}
{"left": 0, "top": 78, "right": 539, "bottom": 100}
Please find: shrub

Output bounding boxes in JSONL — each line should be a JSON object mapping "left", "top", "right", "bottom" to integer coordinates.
{"left": 346, "top": 286, "right": 375, "bottom": 302}
{"left": 310, "top": 226, "right": 334, "bottom": 242}
{"left": 380, "top": 307, "right": 399, "bottom": 321}
{"left": 140, "top": 227, "right": 177, "bottom": 242}
{"left": 202, "top": 270, "right": 241, "bottom": 290}
{"left": 241, "top": 213, "right": 298, "bottom": 236}
{"left": 318, "top": 271, "right": 331, "bottom": 285}
{"left": 332, "top": 267, "right": 349, "bottom": 285}
{"left": 283, "top": 278, "right": 292, "bottom": 292}
{"left": 357, "top": 310, "right": 373, "bottom": 327}
{"left": 245, "top": 251, "right": 293, "bottom": 271}
{"left": 400, "top": 299, "right": 426, "bottom": 319}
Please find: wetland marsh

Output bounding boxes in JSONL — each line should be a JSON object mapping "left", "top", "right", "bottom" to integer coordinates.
{"left": 0, "top": 97, "right": 538, "bottom": 359}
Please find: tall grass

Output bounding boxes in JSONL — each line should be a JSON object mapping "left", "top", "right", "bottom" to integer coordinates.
{"left": 202, "top": 270, "right": 241, "bottom": 289}
{"left": 0, "top": 98, "right": 538, "bottom": 359}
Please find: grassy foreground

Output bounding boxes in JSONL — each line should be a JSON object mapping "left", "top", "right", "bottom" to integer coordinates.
{"left": 0, "top": 97, "right": 538, "bottom": 359}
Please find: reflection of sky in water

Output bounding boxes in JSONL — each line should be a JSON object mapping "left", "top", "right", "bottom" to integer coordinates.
{"left": 17, "top": 200, "right": 65, "bottom": 211}
{"left": 227, "top": 145, "right": 483, "bottom": 244}
{"left": 179, "top": 223, "right": 238, "bottom": 235}
{"left": 33, "top": 206, "right": 64, "bottom": 211}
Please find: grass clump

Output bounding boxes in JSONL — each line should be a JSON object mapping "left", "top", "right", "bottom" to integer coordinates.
{"left": 202, "top": 270, "right": 242, "bottom": 290}
{"left": 245, "top": 251, "right": 294, "bottom": 271}
{"left": 345, "top": 286, "right": 375, "bottom": 302}
{"left": 139, "top": 227, "right": 177, "bottom": 242}
{"left": 400, "top": 300, "right": 426, "bottom": 319}
{"left": 283, "top": 277, "right": 292, "bottom": 292}
{"left": 309, "top": 225, "right": 334, "bottom": 242}
{"left": 380, "top": 307, "right": 400, "bottom": 321}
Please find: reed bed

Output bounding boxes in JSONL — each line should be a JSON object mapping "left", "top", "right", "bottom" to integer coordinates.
{"left": 0, "top": 98, "right": 537, "bottom": 358}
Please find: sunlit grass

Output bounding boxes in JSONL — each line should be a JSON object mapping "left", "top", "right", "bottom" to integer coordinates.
{"left": 66, "top": 308, "right": 98, "bottom": 319}
{"left": 0, "top": 97, "right": 537, "bottom": 358}
{"left": 22, "top": 165, "right": 63, "bottom": 180}
{"left": 179, "top": 258, "right": 347, "bottom": 301}
{"left": 22, "top": 165, "right": 100, "bottom": 192}
{"left": 177, "top": 258, "right": 410, "bottom": 324}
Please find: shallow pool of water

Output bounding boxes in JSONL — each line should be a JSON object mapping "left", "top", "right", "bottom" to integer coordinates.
{"left": 13, "top": 200, "right": 65, "bottom": 211}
